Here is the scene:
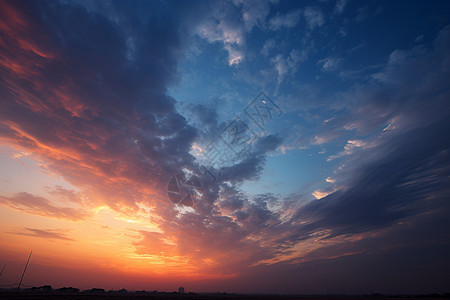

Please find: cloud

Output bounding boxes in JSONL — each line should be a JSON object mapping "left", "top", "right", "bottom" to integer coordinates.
{"left": 310, "top": 131, "right": 341, "bottom": 146}
{"left": 0, "top": 0, "right": 199, "bottom": 216}
{"left": 224, "top": 44, "right": 244, "bottom": 66}
{"left": 334, "top": 0, "right": 347, "bottom": 15}
{"left": 317, "top": 56, "right": 341, "bottom": 72}
{"left": 342, "top": 25, "right": 450, "bottom": 135}
{"left": 261, "top": 38, "right": 275, "bottom": 56}
{"left": 312, "top": 187, "right": 338, "bottom": 200}
{"left": 0, "top": 192, "right": 90, "bottom": 221}
{"left": 272, "top": 49, "right": 308, "bottom": 84}
{"left": 325, "top": 177, "right": 336, "bottom": 183}
{"left": 303, "top": 7, "right": 324, "bottom": 30}
{"left": 414, "top": 34, "right": 424, "bottom": 43}
{"left": 297, "top": 119, "right": 450, "bottom": 239}
{"left": 46, "top": 186, "right": 84, "bottom": 204}
{"left": 195, "top": 0, "right": 273, "bottom": 65}
{"left": 327, "top": 139, "right": 378, "bottom": 161}
{"left": 295, "top": 26, "right": 450, "bottom": 241}
{"left": 195, "top": 8, "right": 244, "bottom": 66}
{"left": 218, "top": 134, "right": 284, "bottom": 184}
{"left": 198, "top": 19, "right": 243, "bottom": 45}
{"left": 268, "top": 9, "right": 302, "bottom": 30}
{"left": 134, "top": 231, "right": 176, "bottom": 256}
{"left": 354, "top": 4, "right": 383, "bottom": 22}
{"left": 235, "top": 0, "right": 272, "bottom": 31}
{"left": 1, "top": 1, "right": 449, "bottom": 289}
{"left": 0, "top": 0, "right": 287, "bottom": 276}
{"left": 237, "top": 25, "right": 450, "bottom": 283}
{"left": 7, "top": 227, "right": 74, "bottom": 241}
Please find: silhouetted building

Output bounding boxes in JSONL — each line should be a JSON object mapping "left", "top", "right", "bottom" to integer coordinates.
{"left": 58, "top": 287, "right": 80, "bottom": 293}
{"left": 31, "top": 285, "right": 52, "bottom": 292}
{"left": 178, "top": 287, "right": 185, "bottom": 294}
{"left": 83, "top": 288, "right": 105, "bottom": 294}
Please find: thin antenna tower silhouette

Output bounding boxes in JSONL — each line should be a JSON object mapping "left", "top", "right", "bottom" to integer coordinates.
{"left": 17, "top": 251, "right": 32, "bottom": 292}
{"left": 0, "top": 264, "right": 5, "bottom": 279}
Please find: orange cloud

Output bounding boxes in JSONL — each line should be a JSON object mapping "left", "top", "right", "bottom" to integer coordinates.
{"left": 0, "top": 192, "right": 90, "bottom": 221}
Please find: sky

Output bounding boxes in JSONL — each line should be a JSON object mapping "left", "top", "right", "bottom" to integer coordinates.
{"left": 0, "top": 0, "right": 450, "bottom": 294}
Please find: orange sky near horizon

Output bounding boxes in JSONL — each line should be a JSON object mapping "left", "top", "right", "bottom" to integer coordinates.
{"left": 0, "top": 142, "right": 358, "bottom": 291}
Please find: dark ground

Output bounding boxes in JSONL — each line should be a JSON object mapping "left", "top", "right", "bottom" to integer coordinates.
{"left": 1, "top": 292, "right": 450, "bottom": 300}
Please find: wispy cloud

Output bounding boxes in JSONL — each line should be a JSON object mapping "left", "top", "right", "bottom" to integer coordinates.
{"left": 8, "top": 227, "right": 74, "bottom": 241}
{"left": 261, "top": 38, "right": 276, "bottom": 56}
{"left": 272, "top": 49, "right": 308, "bottom": 84}
{"left": 317, "top": 56, "right": 341, "bottom": 72}
{"left": 0, "top": 192, "right": 89, "bottom": 221}
{"left": 195, "top": 0, "right": 273, "bottom": 65}
{"left": 303, "top": 7, "right": 325, "bottom": 30}
{"left": 334, "top": 0, "right": 347, "bottom": 15}
{"left": 268, "top": 9, "right": 302, "bottom": 30}
{"left": 327, "top": 139, "right": 378, "bottom": 161}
